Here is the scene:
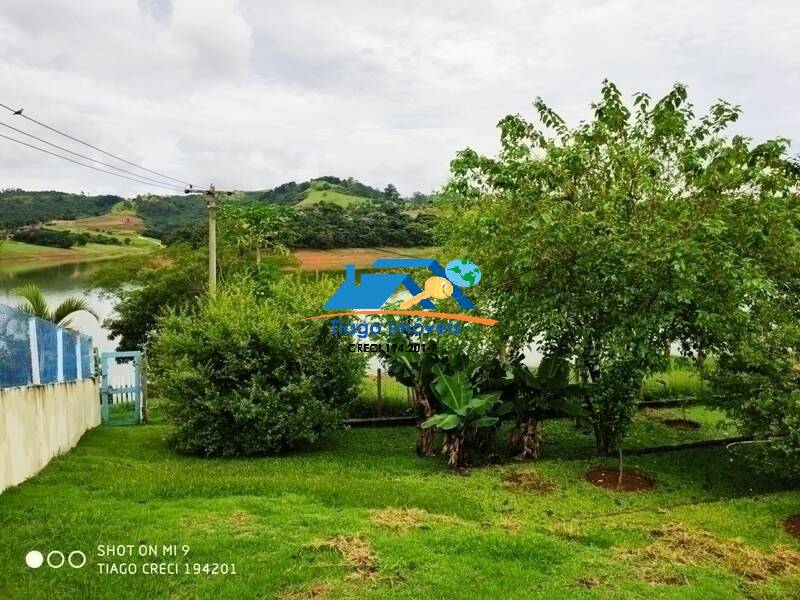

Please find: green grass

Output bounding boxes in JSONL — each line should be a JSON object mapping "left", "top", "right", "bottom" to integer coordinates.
{"left": 1, "top": 406, "right": 798, "bottom": 599}
{"left": 641, "top": 357, "right": 706, "bottom": 401}
{"left": 0, "top": 240, "right": 151, "bottom": 273}
{"left": 296, "top": 189, "right": 369, "bottom": 207}
{"left": 351, "top": 374, "right": 413, "bottom": 418}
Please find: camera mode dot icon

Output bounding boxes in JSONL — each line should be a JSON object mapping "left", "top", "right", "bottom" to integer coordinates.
{"left": 25, "top": 550, "right": 44, "bottom": 569}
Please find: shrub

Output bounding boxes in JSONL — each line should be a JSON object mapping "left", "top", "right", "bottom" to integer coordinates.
{"left": 148, "top": 277, "right": 366, "bottom": 456}
{"left": 710, "top": 323, "right": 800, "bottom": 475}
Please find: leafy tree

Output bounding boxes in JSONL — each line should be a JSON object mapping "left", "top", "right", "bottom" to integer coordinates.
{"left": 95, "top": 247, "right": 208, "bottom": 350}
{"left": 219, "top": 203, "right": 293, "bottom": 263}
{"left": 383, "top": 183, "right": 400, "bottom": 202}
{"left": 14, "top": 284, "right": 98, "bottom": 327}
{"left": 441, "top": 81, "right": 800, "bottom": 454}
{"left": 710, "top": 309, "right": 800, "bottom": 475}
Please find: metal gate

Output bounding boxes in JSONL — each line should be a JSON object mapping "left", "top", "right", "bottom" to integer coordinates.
{"left": 99, "top": 351, "right": 143, "bottom": 425}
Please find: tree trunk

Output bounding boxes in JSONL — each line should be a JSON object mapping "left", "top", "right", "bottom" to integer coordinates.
{"left": 515, "top": 417, "right": 542, "bottom": 459}
{"left": 443, "top": 429, "right": 465, "bottom": 469}
{"left": 467, "top": 427, "right": 498, "bottom": 464}
{"left": 415, "top": 389, "right": 435, "bottom": 457}
{"left": 592, "top": 420, "right": 617, "bottom": 455}
{"left": 256, "top": 246, "right": 262, "bottom": 264}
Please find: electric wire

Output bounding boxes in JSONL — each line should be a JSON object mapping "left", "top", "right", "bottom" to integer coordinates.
{"left": 0, "top": 102, "right": 192, "bottom": 187}
{"left": 0, "top": 120, "right": 188, "bottom": 190}
{"left": 0, "top": 132, "right": 187, "bottom": 193}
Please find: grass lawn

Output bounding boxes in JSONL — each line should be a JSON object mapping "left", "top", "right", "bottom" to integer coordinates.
{"left": 1, "top": 407, "right": 798, "bottom": 599}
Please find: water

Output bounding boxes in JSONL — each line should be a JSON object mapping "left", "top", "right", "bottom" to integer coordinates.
{"left": 0, "top": 261, "right": 121, "bottom": 353}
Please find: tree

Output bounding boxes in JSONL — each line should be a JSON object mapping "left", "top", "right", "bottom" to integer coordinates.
{"left": 441, "top": 81, "right": 800, "bottom": 454}
{"left": 383, "top": 183, "right": 400, "bottom": 203}
{"left": 219, "top": 203, "right": 293, "bottom": 263}
{"left": 14, "top": 284, "right": 98, "bottom": 327}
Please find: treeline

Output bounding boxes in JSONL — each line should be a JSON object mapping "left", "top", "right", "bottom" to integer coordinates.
{"left": 12, "top": 227, "right": 127, "bottom": 248}
{"left": 133, "top": 194, "right": 206, "bottom": 240}
{"left": 163, "top": 201, "right": 435, "bottom": 249}
{"left": 291, "top": 202, "right": 434, "bottom": 248}
{"left": 0, "top": 190, "right": 121, "bottom": 229}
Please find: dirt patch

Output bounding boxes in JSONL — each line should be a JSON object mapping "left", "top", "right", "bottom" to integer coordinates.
{"left": 619, "top": 522, "right": 800, "bottom": 582}
{"left": 292, "top": 247, "right": 435, "bottom": 271}
{"left": 371, "top": 508, "right": 430, "bottom": 532}
{"left": 502, "top": 470, "right": 556, "bottom": 493}
{"left": 784, "top": 514, "right": 800, "bottom": 540}
{"left": 663, "top": 418, "right": 701, "bottom": 430}
{"left": 309, "top": 535, "right": 377, "bottom": 580}
{"left": 585, "top": 466, "right": 655, "bottom": 492}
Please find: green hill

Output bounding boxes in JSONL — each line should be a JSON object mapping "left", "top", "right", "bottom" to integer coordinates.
{"left": 296, "top": 188, "right": 369, "bottom": 207}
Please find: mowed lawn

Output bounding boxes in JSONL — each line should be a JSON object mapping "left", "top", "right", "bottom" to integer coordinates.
{"left": 1, "top": 409, "right": 799, "bottom": 599}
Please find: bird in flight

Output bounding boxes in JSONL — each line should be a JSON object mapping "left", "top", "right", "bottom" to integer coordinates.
{"left": 12, "top": 108, "right": 23, "bottom": 115}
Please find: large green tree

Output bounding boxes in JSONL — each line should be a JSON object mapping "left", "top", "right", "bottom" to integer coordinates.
{"left": 441, "top": 81, "right": 800, "bottom": 453}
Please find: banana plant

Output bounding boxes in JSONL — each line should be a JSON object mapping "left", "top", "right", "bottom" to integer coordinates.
{"left": 379, "top": 339, "right": 442, "bottom": 456}
{"left": 500, "top": 354, "right": 587, "bottom": 459}
{"left": 422, "top": 367, "right": 501, "bottom": 469}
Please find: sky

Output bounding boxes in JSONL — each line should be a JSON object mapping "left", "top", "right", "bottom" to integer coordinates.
{"left": 0, "top": 0, "right": 798, "bottom": 198}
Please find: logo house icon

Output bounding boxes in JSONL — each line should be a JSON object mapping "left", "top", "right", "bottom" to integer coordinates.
{"left": 323, "top": 258, "right": 476, "bottom": 311}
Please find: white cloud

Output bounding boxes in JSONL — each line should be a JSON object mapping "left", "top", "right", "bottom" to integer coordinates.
{"left": 0, "top": 0, "right": 798, "bottom": 197}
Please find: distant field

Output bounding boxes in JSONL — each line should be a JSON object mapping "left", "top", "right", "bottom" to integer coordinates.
{"left": 296, "top": 189, "right": 369, "bottom": 207}
{"left": 50, "top": 209, "right": 143, "bottom": 233}
{"left": 293, "top": 246, "right": 437, "bottom": 271}
{"left": 0, "top": 240, "right": 150, "bottom": 273}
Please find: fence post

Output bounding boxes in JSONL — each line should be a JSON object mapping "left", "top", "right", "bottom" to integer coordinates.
{"left": 75, "top": 336, "right": 82, "bottom": 379}
{"left": 56, "top": 328, "right": 64, "bottom": 382}
{"left": 28, "top": 318, "right": 40, "bottom": 385}
{"left": 376, "top": 367, "right": 382, "bottom": 410}
{"left": 141, "top": 353, "right": 148, "bottom": 424}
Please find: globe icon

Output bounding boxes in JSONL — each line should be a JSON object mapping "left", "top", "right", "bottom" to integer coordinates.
{"left": 445, "top": 259, "right": 481, "bottom": 288}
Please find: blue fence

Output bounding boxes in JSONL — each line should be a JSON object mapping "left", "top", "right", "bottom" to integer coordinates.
{"left": 0, "top": 303, "right": 94, "bottom": 389}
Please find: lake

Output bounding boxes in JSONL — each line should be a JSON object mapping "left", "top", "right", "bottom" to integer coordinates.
{"left": 0, "top": 261, "right": 121, "bottom": 353}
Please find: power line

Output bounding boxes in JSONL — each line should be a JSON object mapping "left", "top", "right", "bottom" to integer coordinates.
{"left": 0, "top": 132, "right": 187, "bottom": 193}
{"left": 0, "top": 102, "right": 192, "bottom": 188}
{"left": 0, "top": 120, "right": 186, "bottom": 190}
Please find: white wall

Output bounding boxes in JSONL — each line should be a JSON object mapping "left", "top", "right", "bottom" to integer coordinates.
{"left": 0, "top": 379, "right": 100, "bottom": 493}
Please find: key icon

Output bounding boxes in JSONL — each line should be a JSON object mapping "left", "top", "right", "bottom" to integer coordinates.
{"left": 400, "top": 276, "right": 454, "bottom": 309}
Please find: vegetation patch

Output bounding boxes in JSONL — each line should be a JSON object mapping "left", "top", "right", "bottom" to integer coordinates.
{"left": 621, "top": 522, "right": 800, "bottom": 583}
{"left": 784, "top": 514, "right": 800, "bottom": 540}
{"left": 502, "top": 469, "right": 556, "bottom": 493}
{"left": 280, "top": 581, "right": 334, "bottom": 600}
{"left": 308, "top": 535, "right": 377, "bottom": 581}
{"left": 370, "top": 507, "right": 430, "bottom": 532}
{"left": 585, "top": 466, "right": 655, "bottom": 492}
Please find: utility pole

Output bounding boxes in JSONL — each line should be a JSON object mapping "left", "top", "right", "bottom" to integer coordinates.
{"left": 206, "top": 183, "right": 218, "bottom": 293}
{"left": 186, "top": 183, "right": 233, "bottom": 294}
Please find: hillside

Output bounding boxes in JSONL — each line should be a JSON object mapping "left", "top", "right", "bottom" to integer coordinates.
{"left": 1, "top": 178, "right": 433, "bottom": 249}
{"left": 0, "top": 189, "right": 122, "bottom": 229}
{"left": 296, "top": 188, "right": 368, "bottom": 207}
